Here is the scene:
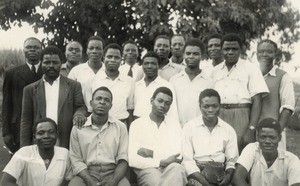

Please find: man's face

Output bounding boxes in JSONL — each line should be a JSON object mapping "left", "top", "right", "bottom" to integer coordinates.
{"left": 222, "top": 41, "right": 241, "bottom": 65}
{"left": 208, "top": 38, "right": 222, "bottom": 60}
{"left": 151, "top": 92, "right": 172, "bottom": 116}
{"left": 257, "top": 42, "right": 276, "bottom": 65}
{"left": 200, "top": 96, "right": 220, "bottom": 122}
{"left": 104, "top": 48, "right": 122, "bottom": 71}
{"left": 123, "top": 43, "right": 138, "bottom": 64}
{"left": 35, "top": 121, "right": 57, "bottom": 150}
{"left": 23, "top": 39, "right": 42, "bottom": 64}
{"left": 87, "top": 40, "right": 103, "bottom": 61}
{"left": 90, "top": 90, "right": 112, "bottom": 116}
{"left": 184, "top": 46, "right": 201, "bottom": 69}
{"left": 42, "top": 54, "right": 62, "bottom": 80}
{"left": 257, "top": 128, "right": 281, "bottom": 153}
{"left": 154, "top": 38, "right": 170, "bottom": 59}
{"left": 65, "top": 42, "right": 82, "bottom": 64}
{"left": 142, "top": 57, "right": 159, "bottom": 78}
{"left": 171, "top": 36, "right": 185, "bottom": 57}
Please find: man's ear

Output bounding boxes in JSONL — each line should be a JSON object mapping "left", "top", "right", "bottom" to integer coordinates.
{"left": 150, "top": 98, "right": 154, "bottom": 104}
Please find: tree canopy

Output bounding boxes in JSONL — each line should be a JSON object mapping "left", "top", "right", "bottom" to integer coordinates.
{"left": 1, "top": 0, "right": 299, "bottom": 61}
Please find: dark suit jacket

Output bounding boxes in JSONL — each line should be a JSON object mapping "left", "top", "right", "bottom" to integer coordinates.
{"left": 2, "top": 64, "right": 43, "bottom": 143}
{"left": 20, "top": 75, "right": 87, "bottom": 149}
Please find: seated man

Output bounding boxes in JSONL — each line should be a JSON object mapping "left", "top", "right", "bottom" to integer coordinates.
{"left": 129, "top": 87, "right": 187, "bottom": 186}
{"left": 69, "top": 86, "right": 130, "bottom": 186}
{"left": 182, "top": 89, "right": 239, "bottom": 186}
{"left": 0, "top": 118, "right": 72, "bottom": 186}
{"left": 232, "top": 118, "right": 300, "bottom": 186}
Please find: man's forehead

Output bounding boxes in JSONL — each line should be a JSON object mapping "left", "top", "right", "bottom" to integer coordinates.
{"left": 208, "top": 38, "right": 221, "bottom": 43}
{"left": 36, "top": 121, "right": 55, "bottom": 131}
{"left": 155, "top": 38, "right": 170, "bottom": 44}
{"left": 94, "top": 90, "right": 112, "bottom": 98}
{"left": 257, "top": 42, "right": 276, "bottom": 50}
{"left": 171, "top": 36, "right": 185, "bottom": 42}
{"left": 156, "top": 92, "right": 172, "bottom": 100}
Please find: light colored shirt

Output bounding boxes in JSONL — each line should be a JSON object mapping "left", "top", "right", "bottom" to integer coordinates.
{"left": 60, "top": 62, "right": 73, "bottom": 77}
{"left": 212, "top": 59, "right": 269, "bottom": 104}
{"left": 200, "top": 59, "right": 215, "bottom": 77}
{"left": 26, "top": 62, "right": 40, "bottom": 73}
{"left": 119, "top": 63, "right": 144, "bottom": 82}
{"left": 170, "top": 70, "right": 212, "bottom": 125}
{"left": 264, "top": 66, "right": 295, "bottom": 112}
{"left": 84, "top": 70, "right": 135, "bottom": 119}
{"left": 134, "top": 76, "right": 178, "bottom": 120}
{"left": 158, "top": 61, "right": 183, "bottom": 81}
{"left": 128, "top": 115, "right": 182, "bottom": 169}
{"left": 237, "top": 142, "right": 300, "bottom": 186}
{"left": 3, "top": 145, "right": 72, "bottom": 186}
{"left": 43, "top": 76, "right": 60, "bottom": 124}
{"left": 69, "top": 115, "right": 128, "bottom": 175}
{"left": 68, "top": 62, "right": 103, "bottom": 106}
{"left": 182, "top": 116, "right": 239, "bottom": 176}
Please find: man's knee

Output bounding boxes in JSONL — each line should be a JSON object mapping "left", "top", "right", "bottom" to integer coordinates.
{"left": 165, "top": 162, "right": 186, "bottom": 174}
{"left": 117, "top": 177, "right": 131, "bottom": 186}
{"left": 68, "top": 176, "right": 86, "bottom": 186}
{"left": 136, "top": 168, "right": 161, "bottom": 186}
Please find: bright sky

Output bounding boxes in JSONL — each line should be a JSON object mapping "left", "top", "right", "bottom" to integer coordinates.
{"left": 0, "top": 0, "right": 299, "bottom": 76}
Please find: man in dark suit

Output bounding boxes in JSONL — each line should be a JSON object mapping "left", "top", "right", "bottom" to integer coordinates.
{"left": 2, "top": 37, "right": 43, "bottom": 153}
{"left": 20, "top": 45, "right": 87, "bottom": 149}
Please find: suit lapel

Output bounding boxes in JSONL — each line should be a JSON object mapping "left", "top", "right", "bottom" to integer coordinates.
{"left": 19, "top": 64, "right": 35, "bottom": 83}
{"left": 35, "top": 79, "right": 47, "bottom": 117}
{"left": 58, "top": 76, "right": 70, "bottom": 115}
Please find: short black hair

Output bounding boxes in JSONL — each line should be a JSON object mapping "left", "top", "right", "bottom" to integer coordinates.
{"left": 87, "top": 35, "right": 106, "bottom": 48}
{"left": 257, "top": 39, "right": 278, "bottom": 51}
{"left": 154, "top": 35, "right": 170, "bottom": 45}
{"left": 103, "top": 43, "right": 122, "bottom": 58}
{"left": 32, "top": 118, "right": 57, "bottom": 134}
{"left": 257, "top": 118, "right": 282, "bottom": 135}
{"left": 122, "top": 40, "right": 138, "bottom": 49}
{"left": 221, "top": 33, "right": 243, "bottom": 49}
{"left": 206, "top": 33, "right": 223, "bottom": 44}
{"left": 152, "top": 87, "right": 173, "bottom": 100}
{"left": 40, "top": 45, "right": 64, "bottom": 62}
{"left": 199, "top": 89, "right": 221, "bottom": 104}
{"left": 184, "top": 38, "right": 205, "bottom": 54}
{"left": 141, "top": 51, "right": 161, "bottom": 65}
{"left": 92, "top": 86, "right": 113, "bottom": 102}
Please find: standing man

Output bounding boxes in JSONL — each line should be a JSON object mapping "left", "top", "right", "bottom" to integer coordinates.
{"left": 201, "top": 33, "right": 224, "bottom": 76}
{"left": 211, "top": 33, "right": 269, "bottom": 151}
{"left": 85, "top": 43, "right": 135, "bottom": 127}
{"left": 129, "top": 87, "right": 187, "bottom": 186}
{"left": 170, "top": 38, "right": 212, "bottom": 126}
{"left": 119, "top": 40, "right": 144, "bottom": 82}
{"left": 60, "top": 41, "right": 83, "bottom": 76}
{"left": 170, "top": 34, "right": 186, "bottom": 65}
{"left": 257, "top": 39, "right": 295, "bottom": 150}
{"left": 2, "top": 37, "right": 43, "bottom": 153}
{"left": 20, "top": 45, "right": 87, "bottom": 149}
{"left": 154, "top": 35, "right": 183, "bottom": 81}
{"left": 69, "top": 87, "right": 130, "bottom": 186}
{"left": 1, "top": 118, "right": 72, "bottom": 186}
{"left": 68, "top": 36, "right": 105, "bottom": 106}
{"left": 232, "top": 118, "right": 300, "bottom": 186}
{"left": 182, "top": 89, "right": 238, "bottom": 186}
{"left": 134, "top": 51, "right": 178, "bottom": 120}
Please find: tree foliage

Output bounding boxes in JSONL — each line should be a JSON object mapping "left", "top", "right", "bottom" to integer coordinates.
{"left": 0, "top": 0, "right": 299, "bottom": 61}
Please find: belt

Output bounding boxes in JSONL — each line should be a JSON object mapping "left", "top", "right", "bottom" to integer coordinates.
{"left": 220, "top": 103, "right": 251, "bottom": 109}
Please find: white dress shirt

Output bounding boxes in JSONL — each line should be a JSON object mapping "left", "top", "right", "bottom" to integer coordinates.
{"left": 182, "top": 116, "right": 239, "bottom": 176}
{"left": 43, "top": 76, "right": 60, "bottom": 124}
{"left": 119, "top": 63, "right": 144, "bottom": 82}
{"left": 158, "top": 61, "right": 183, "bottom": 81}
{"left": 128, "top": 115, "right": 182, "bottom": 169}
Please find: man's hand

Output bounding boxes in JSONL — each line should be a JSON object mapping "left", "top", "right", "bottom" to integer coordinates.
{"left": 3, "top": 134, "right": 15, "bottom": 148}
{"left": 73, "top": 114, "right": 87, "bottom": 128}
{"left": 160, "top": 153, "right": 182, "bottom": 168}
{"left": 219, "top": 173, "right": 232, "bottom": 186}
{"left": 137, "top": 148, "right": 153, "bottom": 158}
{"left": 242, "top": 129, "right": 255, "bottom": 148}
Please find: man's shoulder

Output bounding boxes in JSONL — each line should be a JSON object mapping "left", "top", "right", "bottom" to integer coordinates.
{"left": 184, "top": 116, "right": 202, "bottom": 130}
{"left": 54, "top": 146, "right": 69, "bottom": 158}
{"left": 218, "top": 118, "right": 236, "bottom": 132}
{"left": 61, "top": 75, "right": 81, "bottom": 86}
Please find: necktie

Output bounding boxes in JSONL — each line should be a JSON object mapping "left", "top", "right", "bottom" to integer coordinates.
{"left": 31, "top": 65, "right": 36, "bottom": 77}
{"left": 127, "top": 66, "right": 133, "bottom": 77}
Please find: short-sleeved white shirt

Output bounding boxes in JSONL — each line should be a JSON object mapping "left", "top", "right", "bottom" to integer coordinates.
{"left": 212, "top": 59, "right": 269, "bottom": 104}
{"left": 237, "top": 142, "right": 300, "bottom": 186}
{"left": 3, "top": 145, "right": 72, "bottom": 186}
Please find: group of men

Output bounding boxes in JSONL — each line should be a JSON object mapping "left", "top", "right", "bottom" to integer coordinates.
{"left": 1, "top": 32, "right": 299, "bottom": 186}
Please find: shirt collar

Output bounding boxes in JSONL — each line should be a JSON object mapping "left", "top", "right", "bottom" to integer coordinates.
{"left": 265, "top": 65, "right": 278, "bottom": 77}
{"left": 26, "top": 62, "right": 40, "bottom": 72}
{"left": 83, "top": 115, "right": 117, "bottom": 128}
{"left": 196, "top": 116, "right": 223, "bottom": 128}
{"left": 43, "top": 75, "right": 60, "bottom": 84}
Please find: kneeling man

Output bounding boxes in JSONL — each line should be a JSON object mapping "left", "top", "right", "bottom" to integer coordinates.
{"left": 182, "top": 89, "right": 239, "bottom": 186}
{"left": 232, "top": 118, "right": 300, "bottom": 186}
{"left": 69, "top": 87, "right": 130, "bottom": 186}
{"left": 1, "top": 118, "right": 72, "bottom": 186}
{"left": 129, "top": 87, "right": 187, "bottom": 186}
